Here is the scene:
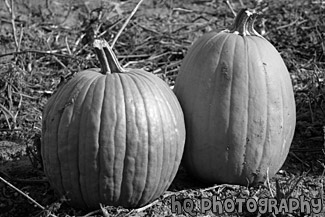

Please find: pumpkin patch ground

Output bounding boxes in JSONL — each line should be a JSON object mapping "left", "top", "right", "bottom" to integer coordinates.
{"left": 0, "top": 0, "right": 324, "bottom": 216}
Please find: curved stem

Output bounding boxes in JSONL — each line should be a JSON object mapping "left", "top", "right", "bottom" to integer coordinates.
{"left": 228, "top": 8, "right": 251, "bottom": 35}
{"left": 93, "top": 39, "right": 126, "bottom": 75}
{"left": 228, "top": 8, "right": 261, "bottom": 37}
{"left": 247, "top": 13, "right": 263, "bottom": 37}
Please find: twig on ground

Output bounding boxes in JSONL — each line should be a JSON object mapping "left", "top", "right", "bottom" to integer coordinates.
{"left": 266, "top": 168, "right": 275, "bottom": 198}
{"left": 0, "top": 103, "right": 17, "bottom": 130}
{"left": 4, "top": 0, "right": 19, "bottom": 51}
{"left": 100, "top": 204, "right": 110, "bottom": 217}
{"left": 125, "top": 192, "right": 174, "bottom": 216}
{"left": 83, "top": 191, "right": 176, "bottom": 217}
{"left": 201, "top": 183, "right": 239, "bottom": 192}
{"left": 111, "top": 0, "right": 145, "bottom": 48}
{"left": 284, "top": 176, "right": 303, "bottom": 199}
{"left": 65, "top": 36, "right": 72, "bottom": 55}
{"left": 72, "top": 33, "right": 86, "bottom": 53}
{"left": 0, "top": 176, "right": 45, "bottom": 210}
{"left": 0, "top": 49, "right": 76, "bottom": 59}
{"left": 134, "top": 21, "right": 161, "bottom": 35}
{"left": 51, "top": 55, "right": 69, "bottom": 70}
{"left": 18, "top": 26, "right": 24, "bottom": 52}
{"left": 82, "top": 209, "right": 101, "bottom": 217}
{"left": 289, "top": 152, "right": 311, "bottom": 168}
{"left": 119, "top": 54, "right": 150, "bottom": 59}
{"left": 152, "top": 60, "right": 182, "bottom": 74}
{"left": 276, "top": 19, "right": 308, "bottom": 30}
{"left": 223, "top": 0, "right": 237, "bottom": 17}
{"left": 97, "top": 17, "right": 125, "bottom": 38}
{"left": 74, "top": 43, "right": 89, "bottom": 56}
{"left": 126, "top": 200, "right": 160, "bottom": 215}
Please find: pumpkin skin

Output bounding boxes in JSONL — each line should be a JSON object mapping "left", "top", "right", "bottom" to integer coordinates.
{"left": 174, "top": 9, "right": 296, "bottom": 186}
{"left": 41, "top": 39, "right": 185, "bottom": 209}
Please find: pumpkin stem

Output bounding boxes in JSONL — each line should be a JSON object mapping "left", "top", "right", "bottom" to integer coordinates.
{"left": 247, "top": 13, "right": 262, "bottom": 37}
{"left": 228, "top": 8, "right": 262, "bottom": 37}
{"left": 93, "top": 39, "right": 127, "bottom": 74}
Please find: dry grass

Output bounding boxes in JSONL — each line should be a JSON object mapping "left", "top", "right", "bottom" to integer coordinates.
{"left": 0, "top": 0, "right": 324, "bottom": 216}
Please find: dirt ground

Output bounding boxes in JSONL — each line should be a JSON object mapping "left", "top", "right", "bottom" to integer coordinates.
{"left": 0, "top": 0, "right": 325, "bottom": 216}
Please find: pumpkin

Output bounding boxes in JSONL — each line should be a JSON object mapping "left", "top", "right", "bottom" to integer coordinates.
{"left": 174, "top": 9, "right": 296, "bottom": 186}
{"left": 41, "top": 39, "right": 185, "bottom": 209}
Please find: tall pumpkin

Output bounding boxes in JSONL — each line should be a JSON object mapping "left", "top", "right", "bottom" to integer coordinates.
{"left": 174, "top": 9, "right": 296, "bottom": 186}
{"left": 41, "top": 39, "right": 185, "bottom": 209}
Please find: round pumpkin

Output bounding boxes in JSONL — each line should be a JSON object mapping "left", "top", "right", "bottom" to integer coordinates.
{"left": 41, "top": 39, "right": 185, "bottom": 209}
{"left": 174, "top": 9, "right": 296, "bottom": 186}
